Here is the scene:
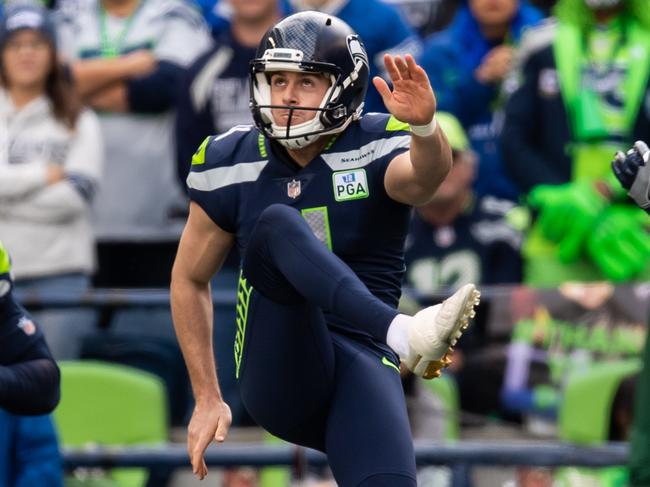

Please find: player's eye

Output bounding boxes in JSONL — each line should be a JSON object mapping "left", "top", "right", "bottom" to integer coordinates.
{"left": 271, "top": 76, "right": 287, "bottom": 87}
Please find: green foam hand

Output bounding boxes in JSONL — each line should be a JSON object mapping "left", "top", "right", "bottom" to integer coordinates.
{"left": 528, "top": 181, "right": 608, "bottom": 263}
{"left": 586, "top": 205, "right": 650, "bottom": 282}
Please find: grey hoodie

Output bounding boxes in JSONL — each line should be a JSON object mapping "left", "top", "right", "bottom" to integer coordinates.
{"left": 0, "top": 90, "right": 103, "bottom": 278}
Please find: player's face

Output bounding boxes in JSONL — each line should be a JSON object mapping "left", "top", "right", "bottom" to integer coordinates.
{"left": 230, "top": 0, "right": 278, "bottom": 22}
{"left": 469, "top": 0, "right": 518, "bottom": 27}
{"left": 269, "top": 71, "right": 331, "bottom": 126}
{"left": 1, "top": 30, "right": 52, "bottom": 90}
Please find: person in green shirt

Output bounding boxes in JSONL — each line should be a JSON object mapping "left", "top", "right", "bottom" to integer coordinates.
{"left": 501, "top": 0, "right": 650, "bottom": 285}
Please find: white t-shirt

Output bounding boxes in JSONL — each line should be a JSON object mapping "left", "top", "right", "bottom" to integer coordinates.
{"left": 55, "top": 0, "right": 212, "bottom": 238}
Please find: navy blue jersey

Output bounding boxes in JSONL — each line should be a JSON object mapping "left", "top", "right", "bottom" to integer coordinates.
{"left": 188, "top": 113, "right": 411, "bottom": 335}
{"left": 0, "top": 296, "right": 45, "bottom": 366}
{"left": 404, "top": 196, "right": 523, "bottom": 292}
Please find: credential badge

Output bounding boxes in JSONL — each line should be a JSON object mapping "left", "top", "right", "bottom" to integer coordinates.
{"left": 287, "top": 179, "right": 301, "bottom": 199}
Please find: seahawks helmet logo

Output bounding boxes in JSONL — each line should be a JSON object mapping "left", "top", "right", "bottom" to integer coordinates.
{"left": 346, "top": 35, "right": 368, "bottom": 70}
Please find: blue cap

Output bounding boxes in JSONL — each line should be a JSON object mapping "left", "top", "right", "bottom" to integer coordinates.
{"left": 0, "top": 2, "right": 57, "bottom": 49}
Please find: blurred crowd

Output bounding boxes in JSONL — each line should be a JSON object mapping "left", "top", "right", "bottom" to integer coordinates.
{"left": 0, "top": 0, "right": 649, "bottom": 485}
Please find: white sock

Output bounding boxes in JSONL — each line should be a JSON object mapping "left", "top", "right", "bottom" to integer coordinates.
{"left": 387, "top": 313, "right": 412, "bottom": 358}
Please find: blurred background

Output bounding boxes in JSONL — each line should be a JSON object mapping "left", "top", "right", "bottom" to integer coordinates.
{"left": 1, "top": 0, "right": 649, "bottom": 485}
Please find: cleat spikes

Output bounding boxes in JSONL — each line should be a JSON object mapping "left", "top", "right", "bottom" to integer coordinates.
{"left": 404, "top": 284, "right": 481, "bottom": 380}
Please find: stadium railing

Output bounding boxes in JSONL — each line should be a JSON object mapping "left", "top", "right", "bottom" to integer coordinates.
{"left": 17, "top": 287, "right": 637, "bottom": 487}
{"left": 62, "top": 441, "right": 629, "bottom": 487}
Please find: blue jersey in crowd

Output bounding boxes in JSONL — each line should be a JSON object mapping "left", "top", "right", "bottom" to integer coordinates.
{"left": 187, "top": 113, "right": 412, "bottom": 338}
{"left": 175, "top": 29, "right": 258, "bottom": 185}
{"left": 329, "top": 0, "right": 421, "bottom": 113}
{"left": 0, "top": 410, "right": 62, "bottom": 487}
{"left": 404, "top": 196, "right": 523, "bottom": 292}
{"left": 199, "top": 0, "right": 420, "bottom": 114}
{"left": 418, "top": 3, "right": 543, "bottom": 200}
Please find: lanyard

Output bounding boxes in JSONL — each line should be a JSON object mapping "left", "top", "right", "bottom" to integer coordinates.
{"left": 98, "top": 1, "right": 141, "bottom": 58}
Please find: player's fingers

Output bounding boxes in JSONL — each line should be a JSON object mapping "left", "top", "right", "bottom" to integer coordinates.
{"left": 372, "top": 76, "right": 392, "bottom": 102}
{"left": 383, "top": 54, "right": 401, "bottom": 83}
{"left": 394, "top": 55, "right": 411, "bottom": 80}
{"left": 196, "top": 459, "right": 208, "bottom": 480}
{"left": 190, "top": 432, "right": 213, "bottom": 477}
{"left": 405, "top": 54, "right": 429, "bottom": 84}
{"left": 214, "top": 415, "right": 231, "bottom": 443}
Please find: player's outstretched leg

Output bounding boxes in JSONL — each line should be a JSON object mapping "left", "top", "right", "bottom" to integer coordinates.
{"left": 403, "top": 283, "right": 481, "bottom": 379}
{"left": 243, "top": 204, "right": 399, "bottom": 341}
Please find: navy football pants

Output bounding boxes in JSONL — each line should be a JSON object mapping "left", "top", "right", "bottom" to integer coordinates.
{"left": 238, "top": 204, "right": 417, "bottom": 486}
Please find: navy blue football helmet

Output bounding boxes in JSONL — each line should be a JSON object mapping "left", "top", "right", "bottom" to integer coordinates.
{"left": 250, "top": 11, "right": 369, "bottom": 149}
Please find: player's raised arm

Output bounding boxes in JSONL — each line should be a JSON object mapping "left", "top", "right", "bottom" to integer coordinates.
{"left": 376, "top": 54, "right": 453, "bottom": 206}
{"left": 170, "top": 201, "right": 235, "bottom": 480}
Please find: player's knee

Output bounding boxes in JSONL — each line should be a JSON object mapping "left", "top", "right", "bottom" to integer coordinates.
{"left": 356, "top": 473, "right": 417, "bottom": 487}
{"left": 257, "top": 203, "right": 302, "bottom": 228}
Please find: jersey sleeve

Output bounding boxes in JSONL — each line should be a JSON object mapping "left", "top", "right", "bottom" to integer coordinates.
{"left": 186, "top": 130, "right": 250, "bottom": 233}
{"left": 362, "top": 113, "right": 412, "bottom": 174}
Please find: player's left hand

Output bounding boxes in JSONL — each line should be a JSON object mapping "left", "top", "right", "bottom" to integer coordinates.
{"left": 373, "top": 54, "right": 436, "bottom": 126}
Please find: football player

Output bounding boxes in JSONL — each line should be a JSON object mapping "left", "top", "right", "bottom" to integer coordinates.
{"left": 0, "top": 241, "right": 60, "bottom": 416}
{"left": 172, "top": 11, "right": 479, "bottom": 485}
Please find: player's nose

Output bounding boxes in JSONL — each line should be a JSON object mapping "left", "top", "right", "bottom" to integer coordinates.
{"left": 282, "top": 81, "right": 300, "bottom": 105}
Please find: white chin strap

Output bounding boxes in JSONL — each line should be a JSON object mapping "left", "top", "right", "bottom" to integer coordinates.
{"left": 271, "top": 114, "right": 353, "bottom": 150}
{"left": 585, "top": 0, "right": 621, "bottom": 8}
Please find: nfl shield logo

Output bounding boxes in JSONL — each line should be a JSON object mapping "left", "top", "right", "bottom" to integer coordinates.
{"left": 287, "top": 179, "right": 301, "bottom": 199}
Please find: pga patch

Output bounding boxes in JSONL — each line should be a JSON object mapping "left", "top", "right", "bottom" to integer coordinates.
{"left": 332, "top": 169, "right": 369, "bottom": 202}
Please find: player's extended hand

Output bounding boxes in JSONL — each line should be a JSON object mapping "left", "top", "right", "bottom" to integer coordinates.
{"left": 187, "top": 397, "right": 232, "bottom": 480}
{"left": 373, "top": 54, "right": 436, "bottom": 126}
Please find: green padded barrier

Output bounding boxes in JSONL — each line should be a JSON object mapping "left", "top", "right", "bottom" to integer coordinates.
{"left": 259, "top": 431, "right": 291, "bottom": 487}
{"left": 559, "top": 359, "right": 641, "bottom": 445}
{"left": 422, "top": 373, "right": 461, "bottom": 441}
{"left": 54, "top": 361, "right": 168, "bottom": 487}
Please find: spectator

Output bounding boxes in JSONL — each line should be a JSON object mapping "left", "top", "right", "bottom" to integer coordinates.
{"left": 0, "top": 2, "right": 103, "bottom": 359}
{"left": 419, "top": 0, "right": 543, "bottom": 201}
{"left": 54, "top": 0, "right": 211, "bottom": 239}
{"left": 288, "top": 0, "right": 422, "bottom": 113}
{"left": 404, "top": 112, "right": 523, "bottom": 293}
{"left": 0, "top": 410, "right": 62, "bottom": 487}
{"left": 175, "top": 0, "right": 281, "bottom": 185}
{"left": 193, "top": 0, "right": 291, "bottom": 38}
{"left": 501, "top": 0, "right": 650, "bottom": 286}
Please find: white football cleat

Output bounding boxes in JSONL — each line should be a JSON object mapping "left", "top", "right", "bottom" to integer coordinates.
{"left": 404, "top": 283, "right": 480, "bottom": 379}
